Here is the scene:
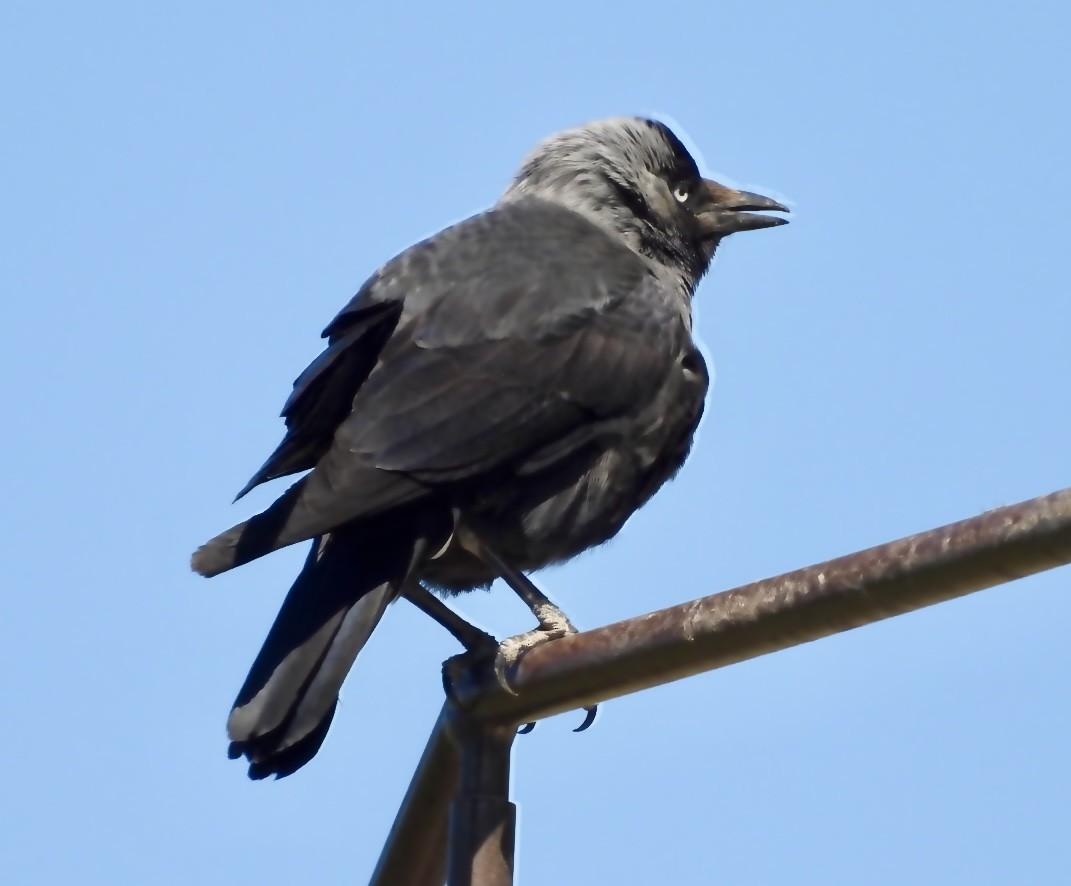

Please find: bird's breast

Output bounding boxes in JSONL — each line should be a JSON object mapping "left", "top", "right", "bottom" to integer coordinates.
{"left": 422, "top": 348, "right": 707, "bottom": 592}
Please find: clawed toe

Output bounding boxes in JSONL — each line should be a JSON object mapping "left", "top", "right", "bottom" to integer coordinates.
{"left": 440, "top": 589, "right": 594, "bottom": 736}
{"left": 492, "top": 613, "right": 578, "bottom": 693}
{"left": 574, "top": 705, "right": 597, "bottom": 732}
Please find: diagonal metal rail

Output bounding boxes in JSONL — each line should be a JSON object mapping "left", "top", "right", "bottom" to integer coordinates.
{"left": 370, "top": 487, "right": 1071, "bottom": 885}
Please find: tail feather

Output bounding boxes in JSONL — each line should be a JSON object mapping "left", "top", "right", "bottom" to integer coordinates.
{"left": 191, "top": 465, "right": 430, "bottom": 578}
{"left": 238, "top": 701, "right": 337, "bottom": 781}
{"left": 191, "top": 480, "right": 306, "bottom": 578}
{"left": 226, "top": 522, "right": 430, "bottom": 779}
{"left": 279, "top": 586, "right": 393, "bottom": 748}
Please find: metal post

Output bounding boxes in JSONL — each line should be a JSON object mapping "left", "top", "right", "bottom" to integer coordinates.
{"left": 368, "top": 707, "right": 455, "bottom": 886}
{"left": 446, "top": 709, "right": 517, "bottom": 886}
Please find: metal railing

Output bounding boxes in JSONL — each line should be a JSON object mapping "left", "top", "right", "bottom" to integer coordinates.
{"left": 371, "top": 487, "right": 1071, "bottom": 885}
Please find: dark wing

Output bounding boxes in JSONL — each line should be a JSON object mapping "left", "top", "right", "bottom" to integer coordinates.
{"left": 194, "top": 201, "right": 689, "bottom": 575}
{"left": 337, "top": 311, "right": 668, "bottom": 482}
{"left": 234, "top": 297, "right": 403, "bottom": 500}
{"left": 314, "top": 201, "right": 686, "bottom": 489}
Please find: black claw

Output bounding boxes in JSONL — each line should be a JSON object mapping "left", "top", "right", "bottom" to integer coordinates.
{"left": 574, "top": 705, "right": 598, "bottom": 732}
{"left": 517, "top": 721, "right": 536, "bottom": 735}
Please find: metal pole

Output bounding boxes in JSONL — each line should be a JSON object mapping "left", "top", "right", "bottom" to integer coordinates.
{"left": 370, "top": 486, "right": 1071, "bottom": 884}
{"left": 367, "top": 707, "right": 455, "bottom": 886}
{"left": 369, "top": 705, "right": 517, "bottom": 886}
{"left": 446, "top": 712, "right": 517, "bottom": 886}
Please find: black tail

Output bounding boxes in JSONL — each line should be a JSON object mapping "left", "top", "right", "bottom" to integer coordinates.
{"left": 226, "top": 522, "right": 428, "bottom": 779}
{"left": 191, "top": 467, "right": 429, "bottom": 579}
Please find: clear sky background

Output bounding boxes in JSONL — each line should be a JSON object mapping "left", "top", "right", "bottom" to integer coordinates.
{"left": 3, "top": 3, "right": 1070, "bottom": 884}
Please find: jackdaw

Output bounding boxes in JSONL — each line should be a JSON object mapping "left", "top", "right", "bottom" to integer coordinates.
{"left": 193, "top": 117, "right": 788, "bottom": 779}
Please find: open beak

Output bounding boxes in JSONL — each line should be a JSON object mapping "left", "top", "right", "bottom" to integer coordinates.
{"left": 696, "top": 179, "right": 789, "bottom": 237}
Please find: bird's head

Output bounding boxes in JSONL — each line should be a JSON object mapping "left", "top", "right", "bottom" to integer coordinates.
{"left": 502, "top": 117, "right": 788, "bottom": 288}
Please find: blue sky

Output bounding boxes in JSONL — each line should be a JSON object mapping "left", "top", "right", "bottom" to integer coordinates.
{"left": 3, "top": 2, "right": 1070, "bottom": 883}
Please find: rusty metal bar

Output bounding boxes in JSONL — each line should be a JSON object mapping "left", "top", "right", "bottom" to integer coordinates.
{"left": 370, "top": 486, "right": 1071, "bottom": 885}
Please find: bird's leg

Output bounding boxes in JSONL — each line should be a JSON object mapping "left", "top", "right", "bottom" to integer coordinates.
{"left": 403, "top": 580, "right": 497, "bottom": 652}
{"left": 454, "top": 526, "right": 597, "bottom": 732}
{"left": 402, "top": 580, "right": 505, "bottom": 700}
{"left": 456, "top": 526, "right": 576, "bottom": 638}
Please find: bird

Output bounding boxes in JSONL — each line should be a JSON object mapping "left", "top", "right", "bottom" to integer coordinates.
{"left": 192, "top": 116, "right": 788, "bottom": 779}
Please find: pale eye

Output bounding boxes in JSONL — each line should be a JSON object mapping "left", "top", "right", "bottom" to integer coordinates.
{"left": 673, "top": 184, "right": 690, "bottom": 203}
